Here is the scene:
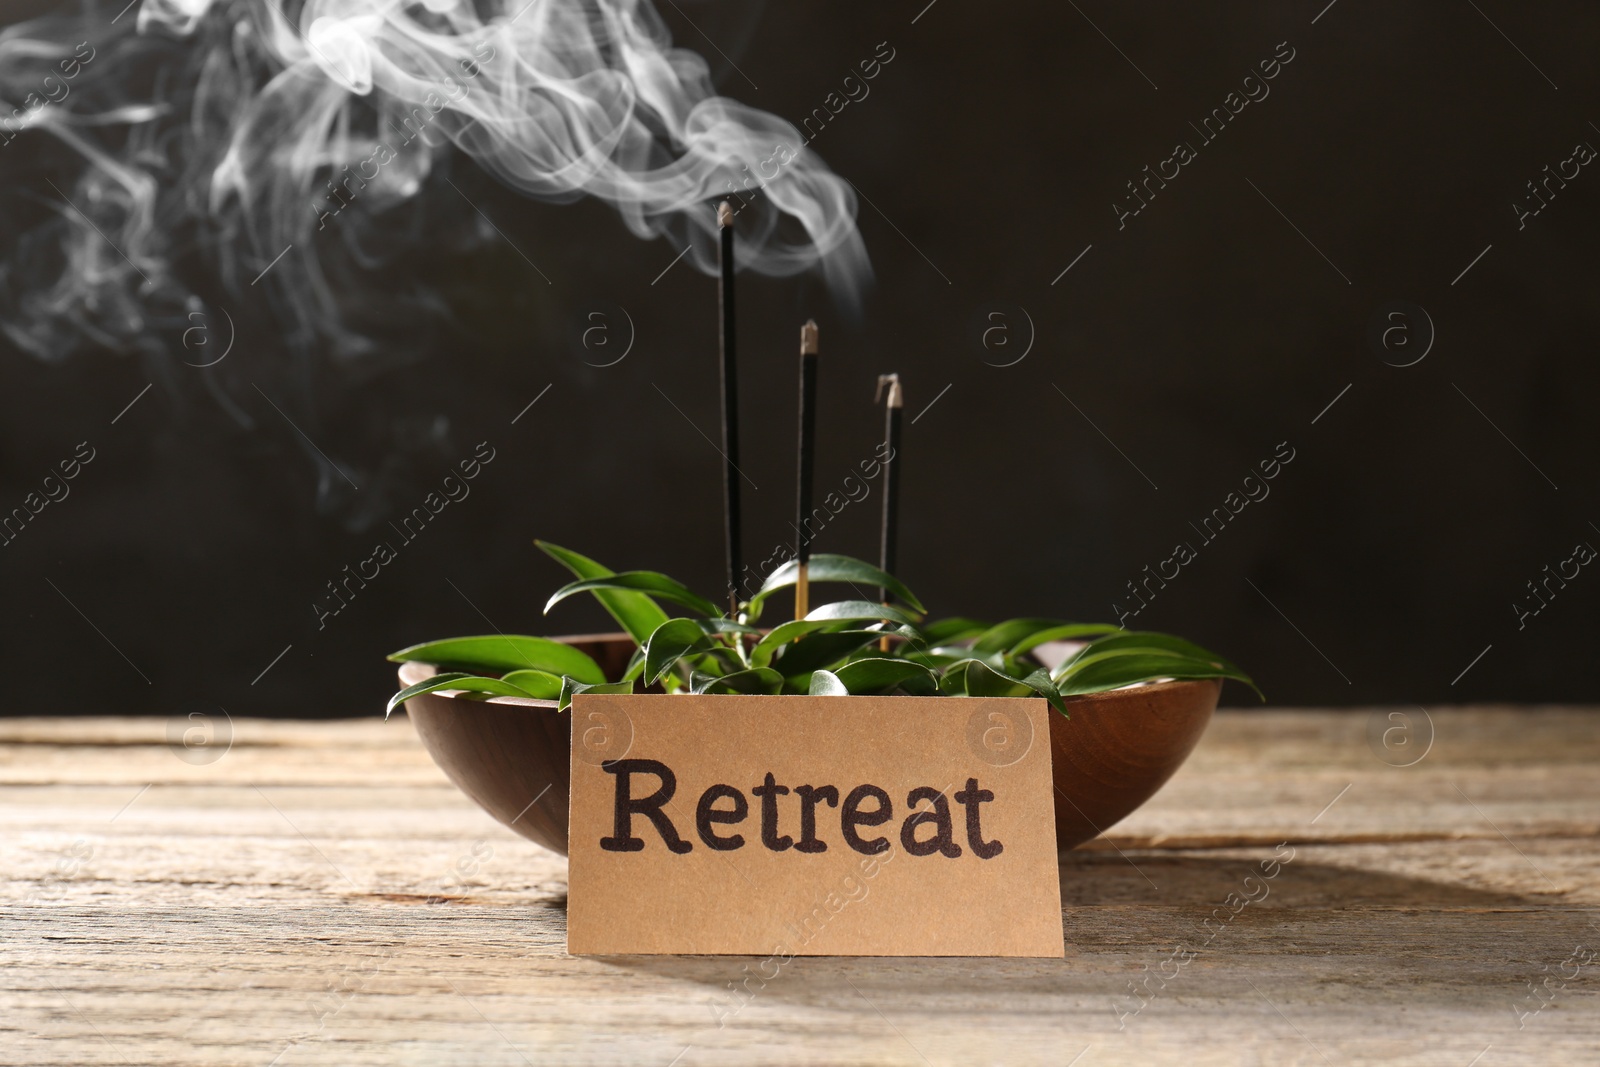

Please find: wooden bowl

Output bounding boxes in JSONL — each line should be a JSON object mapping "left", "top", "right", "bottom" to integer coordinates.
{"left": 400, "top": 634, "right": 1218, "bottom": 855}
{"left": 1043, "top": 676, "right": 1218, "bottom": 848}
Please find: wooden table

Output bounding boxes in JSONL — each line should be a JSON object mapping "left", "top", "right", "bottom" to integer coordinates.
{"left": 4, "top": 708, "right": 1597, "bottom": 1066}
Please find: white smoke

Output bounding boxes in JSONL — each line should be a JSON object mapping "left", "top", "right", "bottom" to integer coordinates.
{"left": 0, "top": 0, "right": 869, "bottom": 364}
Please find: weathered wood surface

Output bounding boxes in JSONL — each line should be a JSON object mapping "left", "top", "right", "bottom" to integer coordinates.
{"left": 2, "top": 707, "right": 1597, "bottom": 1066}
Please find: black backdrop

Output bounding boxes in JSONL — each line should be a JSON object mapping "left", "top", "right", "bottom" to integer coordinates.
{"left": 3, "top": 0, "right": 1597, "bottom": 716}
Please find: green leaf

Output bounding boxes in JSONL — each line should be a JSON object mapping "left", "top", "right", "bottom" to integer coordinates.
{"left": 804, "top": 600, "right": 920, "bottom": 625}
{"left": 1016, "top": 668, "right": 1069, "bottom": 717}
{"left": 1054, "top": 644, "right": 1185, "bottom": 679}
{"left": 1055, "top": 632, "right": 1249, "bottom": 682}
{"left": 834, "top": 658, "right": 939, "bottom": 695}
{"left": 958, "top": 658, "right": 1068, "bottom": 716}
{"left": 386, "top": 673, "right": 541, "bottom": 719}
{"left": 1054, "top": 652, "right": 1258, "bottom": 697}
{"left": 690, "top": 667, "right": 784, "bottom": 695}
{"left": 535, "top": 541, "right": 671, "bottom": 646}
{"left": 771, "top": 630, "right": 886, "bottom": 678}
{"left": 387, "top": 635, "right": 605, "bottom": 686}
{"left": 750, "top": 608, "right": 909, "bottom": 668}
{"left": 1049, "top": 630, "right": 1260, "bottom": 697}
{"left": 920, "top": 617, "right": 990, "bottom": 644}
{"left": 970, "top": 619, "right": 1122, "bottom": 656}
{"left": 809, "top": 669, "right": 848, "bottom": 696}
{"left": 971, "top": 618, "right": 1069, "bottom": 655}
{"left": 558, "top": 677, "right": 635, "bottom": 713}
{"left": 899, "top": 648, "right": 972, "bottom": 672}
{"left": 939, "top": 662, "right": 970, "bottom": 696}
{"left": 1008, "top": 622, "right": 1124, "bottom": 659}
{"left": 751, "top": 554, "right": 925, "bottom": 615}
{"left": 545, "top": 571, "right": 721, "bottom": 621}
{"left": 938, "top": 648, "right": 1008, "bottom": 672}
{"left": 750, "top": 618, "right": 852, "bottom": 667}
{"left": 643, "top": 618, "right": 719, "bottom": 685}
{"left": 499, "top": 669, "right": 564, "bottom": 700}
{"left": 963, "top": 659, "right": 1034, "bottom": 699}
{"left": 974, "top": 664, "right": 1065, "bottom": 717}
{"left": 701, "top": 618, "right": 761, "bottom": 636}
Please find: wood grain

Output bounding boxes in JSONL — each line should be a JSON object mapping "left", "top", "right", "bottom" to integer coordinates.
{"left": 3, "top": 707, "right": 1598, "bottom": 1066}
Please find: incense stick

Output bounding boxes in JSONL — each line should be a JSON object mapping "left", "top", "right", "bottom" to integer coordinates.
{"left": 876, "top": 374, "right": 902, "bottom": 651}
{"left": 794, "top": 320, "right": 819, "bottom": 621}
{"left": 717, "top": 200, "right": 742, "bottom": 616}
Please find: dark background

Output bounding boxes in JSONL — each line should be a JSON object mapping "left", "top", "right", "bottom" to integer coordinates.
{"left": 2, "top": 0, "right": 1597, "bottom": 715}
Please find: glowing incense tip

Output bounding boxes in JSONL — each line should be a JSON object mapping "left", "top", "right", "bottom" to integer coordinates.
{"left": 717, "top": 200, "right": 734, "bottom": 228}
{"left": 875, "top": 373, "right": 902, "bottom": 409}
{"left": 800, "top": 320, "right": 819, "bottom": 355}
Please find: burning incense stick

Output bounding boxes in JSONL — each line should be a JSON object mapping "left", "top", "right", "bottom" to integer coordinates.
{"left": 717, "top": 200, "right": 742, "bottom": 615}
{"left": 794, "top": 320, "right": 819, "bottom": 620}
{"left": 875, "top": 374, "right": 902, "bottom": 651}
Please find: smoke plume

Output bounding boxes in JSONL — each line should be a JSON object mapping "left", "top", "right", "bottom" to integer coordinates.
{"left": 0, "top": 0, "right": 868, "bottom": 366}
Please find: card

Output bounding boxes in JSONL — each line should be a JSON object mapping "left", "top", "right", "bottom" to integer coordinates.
{"left": 566, "top": 694, "right": 1063, "bottom": 957}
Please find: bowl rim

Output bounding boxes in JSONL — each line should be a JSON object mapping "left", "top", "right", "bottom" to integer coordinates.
{"left": 396, "top": 655, "right": 1220, "bottom": 712}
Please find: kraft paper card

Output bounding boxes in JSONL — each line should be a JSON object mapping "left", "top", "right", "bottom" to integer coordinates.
{"left": 566, "top": 693, "right": 1063, "bottom": 957}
